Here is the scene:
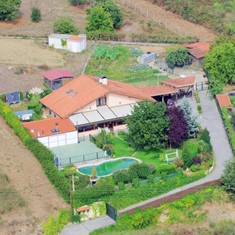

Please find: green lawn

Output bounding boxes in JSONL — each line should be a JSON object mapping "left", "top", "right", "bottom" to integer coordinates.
{"left": 85, "top": 45, "right": 168, "bottom": 86}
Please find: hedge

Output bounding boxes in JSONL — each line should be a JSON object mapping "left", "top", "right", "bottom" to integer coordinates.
{"left": 0, "top": 100, "right": 70, "bottom": 202}
{"left": 221, "top": 107, "right": 235, "bottom": 153}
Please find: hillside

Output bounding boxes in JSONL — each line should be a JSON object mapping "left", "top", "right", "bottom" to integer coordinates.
{"left": 151, "top": 0, "right": 235, "bottom": 35}
{"left": 0, "top": 117, "right": 68, "bottom": 235}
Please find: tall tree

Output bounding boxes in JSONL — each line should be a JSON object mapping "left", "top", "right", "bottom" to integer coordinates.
{"left": 166, "top": 105, "right": 188, "bottom": 147}
{"left": 180, "top": 99, "right": 198, "bottom": 138}
{"left": 125, "top": 101, "right": 169, "bottom": 150}
{"left": 86, "top": 4, "right": 114, "bottom": 38}
{"left": 0, "top": 0, "right": 21, "bottom": 21}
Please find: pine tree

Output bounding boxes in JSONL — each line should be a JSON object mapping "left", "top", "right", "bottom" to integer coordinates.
{"left": 180, "top": 99, "right": 199, "bottom": 138}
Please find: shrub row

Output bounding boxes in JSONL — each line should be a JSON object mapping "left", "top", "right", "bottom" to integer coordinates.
{"left": 42, "top": 210, "right": 70, "bottom": 235}
{"left": 221, "top": 107, "right": 235, "bottom": 153}
{"left": 0, "top": 100, "right": 70, "bottom": 202}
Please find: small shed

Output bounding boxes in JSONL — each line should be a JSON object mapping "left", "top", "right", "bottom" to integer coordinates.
{"left": 44, "top": 70, "right": 74, "bottom": 90}
{"left": 14, "top": 110, "right": 34, "bottom": 121}
{"left": 185, "top": 42, "right": 210, "bottom": 60}
{"left": 137, "top": 52, "right": 156, "bottom": 65}
{"left": 48, "top": 34, "right": 70, "bottom": 50}
{"left": 48, "top": 34, "right": 87, "bottom": 53}
{"left": 67, "top": 34, "right": 87, "bottom": 53}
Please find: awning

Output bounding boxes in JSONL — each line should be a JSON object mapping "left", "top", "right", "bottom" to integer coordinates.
{"left": 69, "top": 104, "right": 134, "bottom": 126}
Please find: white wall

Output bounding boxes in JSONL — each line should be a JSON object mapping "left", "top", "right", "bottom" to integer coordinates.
{"left": 75, "top": 100, "right": 97, "bottom": 113}
{"left": 106, "top": 93, "right": 139, "bottom": 107}
{"left": 38, "top": 131, "right": 78, "bottom": 148}
{"left": 48, "top": 37, "right": 67, "bottom": 50}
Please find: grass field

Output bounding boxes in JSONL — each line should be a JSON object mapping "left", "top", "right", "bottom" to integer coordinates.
{"left": 85, "top": 45, "right": 168, "bottom": 86}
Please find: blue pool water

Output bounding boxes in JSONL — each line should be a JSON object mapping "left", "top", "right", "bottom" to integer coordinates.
{"left": 78, "top": 158, "right": 138, "bottom": 177}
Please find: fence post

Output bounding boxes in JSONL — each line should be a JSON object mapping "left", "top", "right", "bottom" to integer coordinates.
{"left": 97, "top": 152, "right": 98, "bottom": 160}
{"left": 69, "top": 157, "right": 72, "bottom": 164}
{"left": 83, "top": 154, "right": 85, "bottom": 162}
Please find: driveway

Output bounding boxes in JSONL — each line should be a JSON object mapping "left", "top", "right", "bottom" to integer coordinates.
{"left": 60, "top": 216, "right": 115, "bottom": 235}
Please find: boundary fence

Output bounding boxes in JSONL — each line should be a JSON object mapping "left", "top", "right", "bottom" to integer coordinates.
{"left": 55, "top": 150, "right": 106, "bottom": 166}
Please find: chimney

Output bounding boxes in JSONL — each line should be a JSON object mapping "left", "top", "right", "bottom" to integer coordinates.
{"left": 99, "top": 76, "right": 108, "bottom": 85}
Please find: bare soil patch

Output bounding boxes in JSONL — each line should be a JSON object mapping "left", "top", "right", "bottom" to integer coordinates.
{"left": 0, "top": 117, "right": 68, "bottom": 235}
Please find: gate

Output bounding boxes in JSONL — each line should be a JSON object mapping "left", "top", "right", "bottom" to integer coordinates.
{"left": 106, "top": 203, "right": 118, "bottom": 221}
{"left": 195, "top": 81, "right": 209, "bottom": 91}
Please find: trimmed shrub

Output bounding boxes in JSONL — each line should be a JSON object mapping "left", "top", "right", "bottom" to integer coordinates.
{"left": 182, "top": 146, "right": 193, "bottom": 168}
{"left": 190, "top": 164, "right": 203, "bottom": 172}
{"left": 199, "top": 128, "right": 212, "bottom": 151}
{"left": 54, "top": 16, "right": 78, "bottom": 34}
{"left": 128, "top": 163, "right": 152, "bottom": 180}
{"left": 197, "top": 104, "right": 202, "bottom": 114}
{"left": 113, "top": 170, "right": 130, "bottom": 184}
{"left": 159, "top": 164, "right": 176, "bottom": 175}
{"left": 147, "top": 174, "right": 155, "bottom": 183}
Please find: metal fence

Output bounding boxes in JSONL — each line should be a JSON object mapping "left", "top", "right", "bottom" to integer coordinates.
{"left": 195, "top": 81, "right": 209, "bottom": 91}
{"left": 55, "top": 150, "right": 106, "bottom": 166}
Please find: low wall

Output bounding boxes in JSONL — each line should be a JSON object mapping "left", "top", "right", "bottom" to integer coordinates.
{"left": 119, "top": 179, "right": 221, "bottom": 216}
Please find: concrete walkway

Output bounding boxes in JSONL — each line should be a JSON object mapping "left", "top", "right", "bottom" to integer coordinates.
{"left": 60, "top": 90, "right": 233, "bottom": 234}
{"left": 60, "top": 215, "right": 115, "bottom": 235}
{"left": 119, "top": 90, "right": 233, "bottom": 214}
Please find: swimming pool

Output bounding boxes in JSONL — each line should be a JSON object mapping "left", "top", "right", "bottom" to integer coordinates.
{"left": 77, "top": 157, "right": 140, "bottom": 177}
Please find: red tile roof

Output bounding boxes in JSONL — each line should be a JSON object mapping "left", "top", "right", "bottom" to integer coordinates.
{"left": 68, "top": 35, "right": 85, "bottom": 41}
{"left": 185, "top": 42, "right": 210, "bottom": 59}
{"left": 22, "top": 117, "right": 76, "bottom": 138}
{"left": 216, "top": 94, "right": 231, "bottom": 108}
{"left": 162, "top": 76, "right": 196, "bottom": 88}
{"left": 40, "top": 74, "right": 154, "bottom": 118}
{"left": 77, "top": 205, "right": 90, "bottom": 213}
{"left": 43, "top": 70, "right": 74, "bottom": 81}
{"left": 141, "top": 85, "right": 177, "bottom": 96}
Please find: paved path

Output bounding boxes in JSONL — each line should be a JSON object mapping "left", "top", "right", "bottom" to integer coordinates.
{"left": 60, "top": 215, "right": 115, "bottom": 235}
{"left": 60, "top": 90, "right": 233, "bottom": 234}
{"left": 119, "top": 90, "right": 233, "bottom": 214}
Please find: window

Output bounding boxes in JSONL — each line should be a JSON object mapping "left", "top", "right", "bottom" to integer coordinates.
{"left": 96, "top": 97, "right": 106, "bottom": 106}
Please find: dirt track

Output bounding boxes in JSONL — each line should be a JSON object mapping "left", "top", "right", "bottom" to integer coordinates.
{"left": 116, "top": 0, "right": 216, "bottom": 42}
{"left": 0, "top": 118, "right": 68, "bottom": 235}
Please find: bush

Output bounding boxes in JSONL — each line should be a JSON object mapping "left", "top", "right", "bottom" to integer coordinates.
{"left": 42, "top": 210, "right": 70, "bottom": 235}
{"left": 166, "top": 48, "right": 192, "bottom": 69}
{"left": 118, "top": 182, "right": 125, "bottom": 190}
{"left": 0, "top": 93, "right": 6, "bottom": 102}
{"left": 128, "top": 163, "right": 152, "bottom": 180}
{"left": 113, "top": 170, "right": 130, "bottom": 184}
{"left": 197, "top": 104, "right": 202, "bottom": 114}
{"left": 192, "top": 156, "right": 202, "bottom": 165}
{"left": 159, "top": 164, "right": 176, "bottom": 175}
{"left": 173, "top": 158, "right": 184, "bottom": 168}
{"left": 31, "top": 7, "right": 41, "bottom": 22}
{"left": 190, "top": 164, "right": 203, "bottom": 172}
{"left": 182, "top": 146, "right": 193, "bottom": 168}
{"left": 0, "top": 0, "right": 21, "bottom": 21}
{"left": 132, "top": 178, "right": 140, "bottom": 188}
{"left": 147, "top": 174, "right": 155, "bottom": 183}
{"left": 199, "top": 128, "right": 212, "bottom": 151}
{"left": 54, "top": 16, "right": 78, "bottom": 34}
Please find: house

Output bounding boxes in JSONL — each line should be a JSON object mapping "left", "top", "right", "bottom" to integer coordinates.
{"left": 22, "top": 117, "right": 78, "bottom": 148}
{"left": 40, "top": 74, "right": 154, "bottom": 139}
{"left": 43, "top": 70, "right": 74, "bottom": 90}
{"left": 185, "top": 42, "right": 210, "bottom": 60}
{"left": 14, "top": 110, "right": 34, "bottom": 121}
{"left": 161, "top": 76, "right": 196, "bottom": 97}
{"left": 48, "top": 34, "right": 86, "bottom": 53}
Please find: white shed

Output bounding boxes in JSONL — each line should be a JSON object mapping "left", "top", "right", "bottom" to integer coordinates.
{"left": 48, "top": 34, "right": 87, "bottom": 53}
{"left": 48, "top": 34, "right": 70, "bottom": 50}
{"left": 67, "top": 34, "right": 87, "bottom": 53}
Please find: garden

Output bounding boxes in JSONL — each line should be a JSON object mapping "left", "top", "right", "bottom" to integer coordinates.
{"left": 62, "top": 100, "right": 214, "bottom": 211}
{"left": 85, "top": 44, "right": 168, "bottom": 86}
